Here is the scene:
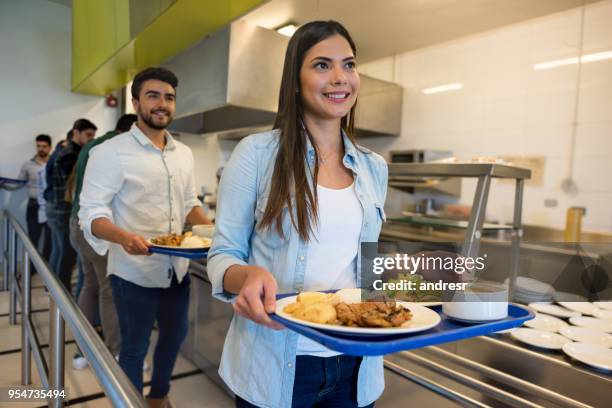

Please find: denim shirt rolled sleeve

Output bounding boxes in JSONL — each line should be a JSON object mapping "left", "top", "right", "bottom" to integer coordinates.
{"left": 78, "top": 142, "right": 123, "bottom": 255}
{"left": 207, "top": 130, "right": 388, "bottom": 408}
{"left": 207, "top": 137, "right": 258, "bottom": 302}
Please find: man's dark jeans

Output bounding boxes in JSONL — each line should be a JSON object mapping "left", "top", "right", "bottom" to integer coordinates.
{"left": 110, "top": 273, "right": 190, "bottom": 399}
{"left": 235, "top": 355, "right": 375, "bottom": 408}
{"left": 45, "top": 202, "right": 75, "bottom": 292}
{"left": 26, "top": 198, "right": 51, "bottom": 270}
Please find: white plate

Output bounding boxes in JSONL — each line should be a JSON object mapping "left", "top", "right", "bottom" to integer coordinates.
{"left": 528, "top": 303, "right": 580, "bottom": 319}
{"left": 515, "top": 294, "right": 553, "bottom": 304}
{"left": 593, "top": 301, "right": 612, "bottom": 311}
{"left": 523, "top": 313, "right": 568, "bottom": 332}
{"left": 592, "top": 308, "right": 612, "bottom": 320}
{"left": 569, "top": 317, "right": 612, "bottom": 333}
{"left": 417, "top": 302, "right": 442, "bottom": 307}
{"left": 494, "top": 328, "right": 517, "bottom": 334}
{"left": 553, "top": 292, "right": 588, "bottom": 302}
{"left": 192, "top": 224, "right": 215, "bottom": 238}
{"left": 510, "top": 328, "right": 571, "bottom": 350}
{"left": 511, "top": 277, "right": 554, "bottom": 296}
{"left": 515, "top": 293, "right": 552, "bottom": 300}
{"left": 515, "top": 290, "right": 553, "bottom": 300}
{"left": 275, "top": 296, "right": 441, "bottom": 336}
{"left": 559, "top": 326, "right": 612, "bottom": 348}
{"left": 557, "top": 302, "right": 599, "bottom": 316}
{"left": 562, "top": 342, "right": 612, "bottom": 371}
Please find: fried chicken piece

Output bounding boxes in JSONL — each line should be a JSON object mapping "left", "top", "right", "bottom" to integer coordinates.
{"left": 388, "top": 306, "right": 413, "bottom": 327}
{"left": 335, "top": 303, "right": 360, "bottom": 326}
{"left": 335, "top": 301, "right": 412, "bottom": 328}
{"left": 361, "top": 302, "right": 395, "bottom": 327}
{"left": 151, "top": 233, "right": 183, "bottom": 246}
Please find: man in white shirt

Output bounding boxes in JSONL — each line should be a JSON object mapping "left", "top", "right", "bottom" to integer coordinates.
{"left": 79, "top": 67, "right": 211, "bottom": 408}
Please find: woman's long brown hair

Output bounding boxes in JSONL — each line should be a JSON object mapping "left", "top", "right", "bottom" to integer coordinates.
{"left": 259, "top": 20, "right": 358, "bottom": 242}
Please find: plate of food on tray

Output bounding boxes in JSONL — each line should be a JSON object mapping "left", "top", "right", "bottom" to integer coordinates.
{"left": 275, "top": 288, "right": 441, "bottom": 336}
{"left": 148, "top": 232, "right": 212, "bottom": 251}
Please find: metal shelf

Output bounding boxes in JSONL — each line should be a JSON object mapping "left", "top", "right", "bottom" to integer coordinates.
{"left": 387, "top": 215, "right": 513, "bottom": 231}
{"left": 386, "top": 161, "right": 531, "bottom": 297}
{"left": 388, "top": 163, "right": 531, "bottom": 180}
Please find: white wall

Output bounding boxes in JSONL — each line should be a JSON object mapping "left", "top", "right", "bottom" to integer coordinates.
{"left": 358, "top": 0, "right": 612, "bottom": 233}
{"left": 177, "top": 133, "right": 239, "bottom": 198}
{"left": 0, "top": 0, "right": 118, "bottom": 229}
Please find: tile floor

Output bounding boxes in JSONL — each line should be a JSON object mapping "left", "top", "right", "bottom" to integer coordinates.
{"left": 0, "top": 273, "right": 233, "bottom": 407}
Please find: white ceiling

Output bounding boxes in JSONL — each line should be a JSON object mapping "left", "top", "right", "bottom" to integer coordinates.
{"left": 243, "top": 0, "right": 600, "bottom": 62}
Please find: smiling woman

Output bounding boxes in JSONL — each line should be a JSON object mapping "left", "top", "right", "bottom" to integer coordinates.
{"left": 299, "top": 36, "right": 360, "bottom": 122}
{"left": 207, "top": 20, "right": 388, "bottom": 408}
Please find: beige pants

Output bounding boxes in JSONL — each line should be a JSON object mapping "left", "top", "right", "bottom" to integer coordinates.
{"left": 69, "top": 216, "right": 121, "bottom": 355}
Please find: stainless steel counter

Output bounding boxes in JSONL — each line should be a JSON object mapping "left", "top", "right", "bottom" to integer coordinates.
{"left": 181, "top": 260, "right": 233, "bottom": 393}
{"left": 183, "top": 260, "right": 610, "bottom": 408}
{"left": 381, "top": 221, "right": 611, "bottom": 258}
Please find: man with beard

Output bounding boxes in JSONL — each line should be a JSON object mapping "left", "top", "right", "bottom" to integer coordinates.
{"left": 2, "top": 134, "right": 53, "bottom": 264}
{"left": 78, "top": 67, "right": 211, "bottom": 408}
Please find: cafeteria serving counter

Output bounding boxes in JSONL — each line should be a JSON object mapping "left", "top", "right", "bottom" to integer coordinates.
{"left": 182, "top": 260, "right": 610, "bottom": 408}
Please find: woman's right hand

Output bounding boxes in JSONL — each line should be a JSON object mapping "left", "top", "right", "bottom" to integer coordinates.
{"left": 231, "top": 266, "right": 284, "bottom": 330}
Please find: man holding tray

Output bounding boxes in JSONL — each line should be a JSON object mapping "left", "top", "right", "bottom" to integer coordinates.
{"left": 78, "top": 67, "right": 211, "bottom": 408}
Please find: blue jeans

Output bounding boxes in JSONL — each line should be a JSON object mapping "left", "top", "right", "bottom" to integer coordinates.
{"left": 235, "top": 355, "right": 374, "bottom": 408}
{"left": 45, "top": 203, "right": 76, "bottom": 292}
{"left": 75, "top": 256, "right": 84, "bottom": 300}
{"left": 110, "top": 273, "right": 190, "bottom": 398}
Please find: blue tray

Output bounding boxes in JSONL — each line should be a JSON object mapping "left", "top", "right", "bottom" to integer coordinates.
{"left": 148, "top": 246, "right": 208, "bottom": 259}
{"left": 271, "top": 299, "right": 534, "bottom": 356}
{"left": 0, "top": 177, "right": 27, "bottom": 185}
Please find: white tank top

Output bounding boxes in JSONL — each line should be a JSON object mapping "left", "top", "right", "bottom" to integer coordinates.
{"left": 296, "top": 183, "right": 363, "bottom": 357}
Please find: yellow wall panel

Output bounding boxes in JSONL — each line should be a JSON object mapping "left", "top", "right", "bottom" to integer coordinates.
{"left": 72, "top": 0, "right": 265, "bottom": 95}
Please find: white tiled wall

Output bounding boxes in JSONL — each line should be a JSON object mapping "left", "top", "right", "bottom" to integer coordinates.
{"left": 359, "top": 0, "right": 612, "bottom": 233}
{"left": 0, "top": 0, "right": 117, "bottom": 231}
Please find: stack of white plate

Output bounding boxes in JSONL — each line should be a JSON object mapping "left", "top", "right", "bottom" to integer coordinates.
{"left": 560, "top": 326, "right": 612, "bottom": 348}
{"left": 511, "top": 277, "right": 554, "bottom": 304}
{"left": 593, "top": 301, "right": 612, "bottom": 310}
{"left": 553, "top": 292, "right": 588, "bottom": 302}
{"left": 593, "top": 308, "right": 612, "bottom": 320}
{"left": 569, "top": 317, "right": 612, "bottom": 333}
{"left": 557, "top": 302, "right": 600, "bottom": 316}
{"left": 528, "top": 303, "right": 580, "bottom": 319}
{"left": 562, "top": 343, "right": 612, "bottom": 371}
{"left": 523, "top": 312, "right": 568, "bottom": 332}
{"left": 510, "top": 328, "right": 571, "bottom": 350}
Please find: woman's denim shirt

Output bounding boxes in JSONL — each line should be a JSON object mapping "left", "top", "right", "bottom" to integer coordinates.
{"left": 207, "top": 129, "right": 388, "bottom": 408}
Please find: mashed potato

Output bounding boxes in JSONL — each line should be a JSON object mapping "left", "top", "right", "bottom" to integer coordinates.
{"left": 180, "top": 236, "right": 211, "bottom": 248}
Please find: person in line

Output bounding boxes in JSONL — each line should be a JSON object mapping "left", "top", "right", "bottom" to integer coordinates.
{"left": 46, "top": 119, "right": 96, "bottom": 290}
{"left": 43, "top": 132, "right": 72, "bottom": 275}
{"left": 69, "top": 113, "right": 137, "bottom": 370}
{"left": 2, "top": 134, "right": 53, "bottom": 266}
{"left": 207, "top": 21, "right": 388, "bottom": 408}
{"left": 78, "top": 67, "right": 212, "bottom": 408}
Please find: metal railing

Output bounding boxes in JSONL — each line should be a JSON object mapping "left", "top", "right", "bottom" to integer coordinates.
{"left": 2, "top": 210, "right": 147, "bottom": 408}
